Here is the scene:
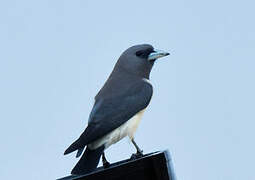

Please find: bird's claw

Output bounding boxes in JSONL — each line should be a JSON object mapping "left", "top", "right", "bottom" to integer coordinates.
{"left": 103, "top": 161, "right": 110, "bottom": 168}
{"left": 130, "top": 150, "right": 143, "bottom": 159}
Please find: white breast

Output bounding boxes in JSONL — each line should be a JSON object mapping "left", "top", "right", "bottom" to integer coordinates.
{"left": 88, "top": 109, "right": 146, "bottom": 150}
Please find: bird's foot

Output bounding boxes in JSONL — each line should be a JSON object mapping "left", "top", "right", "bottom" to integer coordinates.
{"left": 102, "top": 159, "right": 110, "bottom": 168}
{"left": 103, "top": 161, "right": 110, "bottom": 168}
{"left": 102, "top": 152, "right": 110, "bottom": 169}
{"left": 130, "top": 150, "right": 143, "bottom": 160}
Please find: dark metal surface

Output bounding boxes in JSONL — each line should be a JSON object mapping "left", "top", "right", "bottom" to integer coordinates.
{"left": 57, "top": 150, "right": 176, "bottom": 180}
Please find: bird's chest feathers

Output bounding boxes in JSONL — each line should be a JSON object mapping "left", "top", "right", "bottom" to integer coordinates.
{"left": 88, "top": 109, "right": 146, "bottom": 149}
{"left": 121, "top": 109, "right": 145, "bottom": 139}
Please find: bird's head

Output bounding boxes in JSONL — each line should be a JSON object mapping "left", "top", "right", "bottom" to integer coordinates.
{"left": 116, "top": 44, "right": 169, "bottom": 79}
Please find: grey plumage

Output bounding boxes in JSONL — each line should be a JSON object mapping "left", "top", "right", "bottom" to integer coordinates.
{"left": 64, "top": 44, "right": 169, "bottom": 175}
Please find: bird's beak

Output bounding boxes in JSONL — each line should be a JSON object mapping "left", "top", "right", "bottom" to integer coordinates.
{"left": 148, "top": 49, "right": 170, "bottom": 61}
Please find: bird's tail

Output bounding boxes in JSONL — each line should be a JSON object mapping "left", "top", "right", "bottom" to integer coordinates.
{"left": 71, "top": 145, "right": 104, "bottom": 175}
{"left": 64, "top": 138, "right": 82, "bottom": 155}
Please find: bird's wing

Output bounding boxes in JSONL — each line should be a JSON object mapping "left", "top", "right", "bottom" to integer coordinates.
{"left": 64, "top": 80, "right": 152, "bottom": 155}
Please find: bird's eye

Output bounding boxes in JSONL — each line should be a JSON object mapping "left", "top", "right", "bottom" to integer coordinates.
{"left": 136, "top": 50, "right": 144, "bottom": 57}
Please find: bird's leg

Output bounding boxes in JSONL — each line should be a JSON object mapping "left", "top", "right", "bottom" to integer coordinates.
{"left": 102, "top": 152, "right": 110, "bottom": 168}
{"left": 131, "top": 139, "right": 143, "bottom": 155}
{"left": 130, "top": 139, "right": 143, "bottom": 159}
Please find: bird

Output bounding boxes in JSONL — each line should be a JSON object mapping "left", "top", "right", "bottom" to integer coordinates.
{"left": 64, "top": 44, "right": 169, "bottom": 175}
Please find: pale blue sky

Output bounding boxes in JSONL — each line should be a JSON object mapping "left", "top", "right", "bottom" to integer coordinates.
{"left": 1, "top": 0, "right": 255, "bottom": 179}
